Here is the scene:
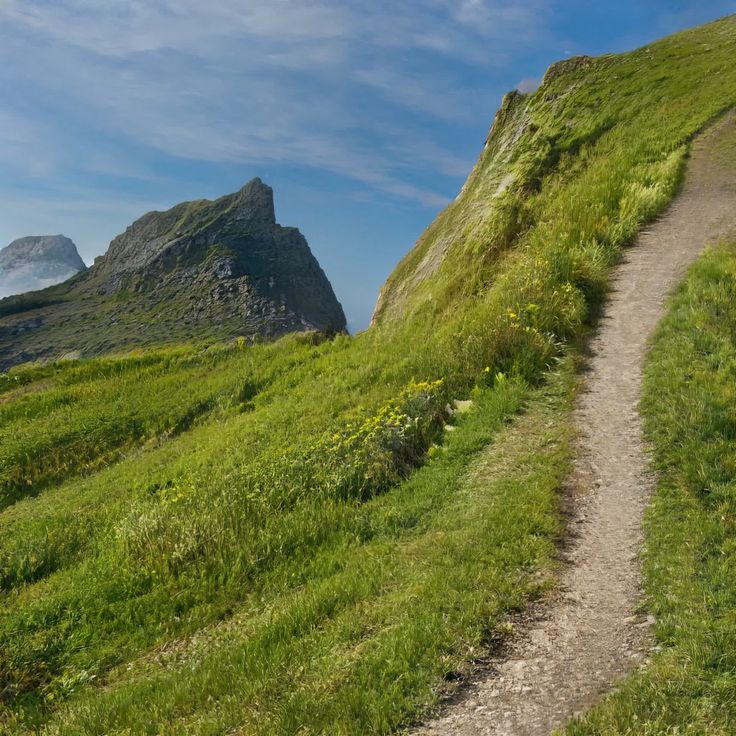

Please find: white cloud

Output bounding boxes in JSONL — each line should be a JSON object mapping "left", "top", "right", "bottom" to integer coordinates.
{"left": 0, "top": 0, "right": 552, "bottom": 206}
{"left": 0, "top": 266, "right": 81, "bottom": 299}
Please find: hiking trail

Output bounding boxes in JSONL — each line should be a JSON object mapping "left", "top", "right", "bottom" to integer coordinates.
{"left": 414, "top": 112, "right": 736, "bottom": 736}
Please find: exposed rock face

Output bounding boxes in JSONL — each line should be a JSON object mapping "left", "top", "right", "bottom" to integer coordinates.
{"left": 541, "top": 55, "right": 594, "bottom": 85}
{"left": 0, "top": 235, "right": 86, "bottom": 299}
{"left": 0, "top": 179, "right": 346, "bottom": 369}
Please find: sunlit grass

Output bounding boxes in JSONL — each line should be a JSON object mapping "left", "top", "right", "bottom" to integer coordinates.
{"left": 15, "top": 362, "right": 574, "bottom": 735}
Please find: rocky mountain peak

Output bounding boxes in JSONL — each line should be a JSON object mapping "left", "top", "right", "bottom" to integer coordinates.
{"left": 0, "top": 235, "right": 86, "bottom": 299}
{"left": 233, "top": 177, "right": 276, "bottom": 227}
{"left": 0, "top": 181, "right": 346, "bottom": 369}
{"left": 0, "top": 235, "right": 85, "bottom": 272}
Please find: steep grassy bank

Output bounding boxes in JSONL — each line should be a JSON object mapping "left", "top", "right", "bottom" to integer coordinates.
{"left": 2, "top": 14, "right": 736, "bottom": 733}
{"left": 565, "top": 243, "right": 736, "bottom": 735}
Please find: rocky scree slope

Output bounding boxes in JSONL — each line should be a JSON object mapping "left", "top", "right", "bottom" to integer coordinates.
{"left": 0, "top": 235, "right": 86, "bottom": 299}
{"left": 0, "top": 179, "right": 346, "bottom": 369}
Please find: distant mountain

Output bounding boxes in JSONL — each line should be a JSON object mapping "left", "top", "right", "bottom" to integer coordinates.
{"left": 0, "top": 179, "right": 346, "bottom": 369}
{"left": 0, "top": 235, "right": 86, "bottom": 299}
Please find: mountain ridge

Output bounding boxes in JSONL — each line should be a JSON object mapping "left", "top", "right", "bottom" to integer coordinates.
{"left": 0, "top": 179, "right": 346, "bottom": 369}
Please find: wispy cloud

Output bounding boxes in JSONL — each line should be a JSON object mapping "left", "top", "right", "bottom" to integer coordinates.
{"left": 0, "top": 112, "right": 58, "bottom": 177}
{"left": 354, "top": 66, "right": 479, "bottom": 123}
{"left": 0, "top": 0, "right": 551, "bottom": 206}
{"left": 516, "top": 76, "right": 542, "bottom": 93}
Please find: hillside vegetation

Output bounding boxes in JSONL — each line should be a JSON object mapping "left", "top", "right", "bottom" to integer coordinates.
{"left": 1, "top": 15, "right": 736, "bottom": 734}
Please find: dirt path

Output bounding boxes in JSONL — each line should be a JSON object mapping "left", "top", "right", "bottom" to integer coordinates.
{"left": 414, "top": 112, "right": 736, "bottom": 736}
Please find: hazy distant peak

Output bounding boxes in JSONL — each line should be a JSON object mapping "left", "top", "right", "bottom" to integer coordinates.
{"left": 0, "top": 235, "right": 86, "bottom": 271}
{"left": 0, "top": 235, "right": 86, "bottom": 299}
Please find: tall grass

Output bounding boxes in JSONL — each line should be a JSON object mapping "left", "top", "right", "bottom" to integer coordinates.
{"left": 12, "top": 364, "right": 574, "bottom": 735}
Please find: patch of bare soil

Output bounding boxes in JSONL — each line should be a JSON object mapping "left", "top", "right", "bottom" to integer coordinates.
{"left": 414, "top": 112, "right": 736, "bottom": 736}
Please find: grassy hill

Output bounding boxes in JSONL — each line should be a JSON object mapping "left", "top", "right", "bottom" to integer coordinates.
{"left": 1, "top": 14, "right": 735, "bottom": 734}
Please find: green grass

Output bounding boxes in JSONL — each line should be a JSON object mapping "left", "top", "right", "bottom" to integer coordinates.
{"left": 0, "top": 345, "right": 274, "bottom": 508}
{"left": 6, "top": 359, "right": 574, "bottom": 735}
{"left": 1, "top": 14, "right": 736, "bottom": 734}
{"left": 564, "top": 243, "right": 736, "bottom": 735}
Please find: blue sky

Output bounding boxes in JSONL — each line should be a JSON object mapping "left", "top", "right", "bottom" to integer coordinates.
{"left": 1, "top": 1, "right": 734, "bottom": 329}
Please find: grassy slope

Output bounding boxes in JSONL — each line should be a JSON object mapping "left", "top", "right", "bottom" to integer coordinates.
{"left": 564, "top": 244, "right": 736, "bottom": 736}
{"left": 0, "top": 346, "right": 266, "bottom": 509}
{"left": 33, "top": 369, "right": 574, "bottom": 735}
{"left": 1, "top": 14, "right": 736, "bottom": 734}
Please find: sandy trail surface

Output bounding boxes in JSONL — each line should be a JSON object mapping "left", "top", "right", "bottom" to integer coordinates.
{"left": 415, "top": 112, "right": 736, "bottom": 736}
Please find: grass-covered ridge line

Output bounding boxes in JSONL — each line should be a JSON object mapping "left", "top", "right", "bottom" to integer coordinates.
{"left": 374, "top": 17, "right": 736, "bottom": 327}
{"left": 565, "top": 244, "right": 736, "bottom": 734}
{"left": 1, "top": 14, "right": 736, "bottom": 733}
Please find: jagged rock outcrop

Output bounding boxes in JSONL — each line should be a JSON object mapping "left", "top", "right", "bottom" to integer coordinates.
{"left": 541, "top": 55, "right": 594, "bottom": 85}
{"left": 0, "top": 235, "right": 86, "bottom": 299}
{"left": 0, "top": 179, "right": 346, "bottom": 369}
